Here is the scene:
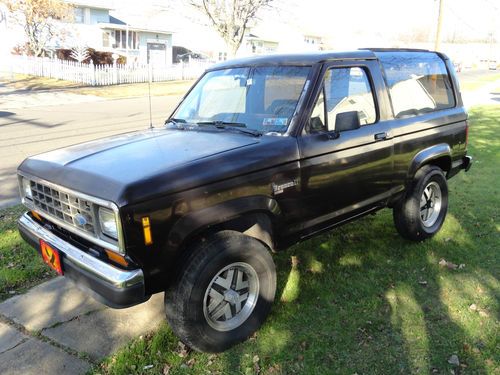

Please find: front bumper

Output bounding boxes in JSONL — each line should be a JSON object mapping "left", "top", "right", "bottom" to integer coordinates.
{"left": 18, "top": 212, "right": 149, "bottom": 308}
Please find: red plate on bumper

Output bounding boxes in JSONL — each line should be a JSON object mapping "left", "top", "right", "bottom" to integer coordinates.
{"left": 40, "top": 240, "right": 63, "bottom": 275}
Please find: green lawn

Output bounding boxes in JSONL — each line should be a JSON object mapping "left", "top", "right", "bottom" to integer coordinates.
{"left": 0, "top": 205, "right": 54, "bottom": 301}
{"left": 91, "top": 105, "right": 499, "bottom": 374}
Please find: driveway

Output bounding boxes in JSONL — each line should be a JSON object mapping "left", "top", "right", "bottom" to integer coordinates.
{"left": 0, "top": 94, "right": 181, "bottom": 207}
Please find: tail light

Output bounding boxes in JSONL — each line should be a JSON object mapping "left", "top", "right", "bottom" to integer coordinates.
{"left": 465, "top": 120, "right": 469, "bottom": 148}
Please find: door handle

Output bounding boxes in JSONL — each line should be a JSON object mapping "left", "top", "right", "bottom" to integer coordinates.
{"left": 374, "top": 132, "right": 388, "bottom": 141}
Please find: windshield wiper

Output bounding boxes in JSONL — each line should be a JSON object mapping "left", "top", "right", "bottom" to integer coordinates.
{"left": 165, "top": 118, "right": 189, "bottom": 130}
{"left": 196, "top": 121, "right": 261, "bottom": 137}
{"left": 196, "top": 120, "right": 246, "bottom": 128}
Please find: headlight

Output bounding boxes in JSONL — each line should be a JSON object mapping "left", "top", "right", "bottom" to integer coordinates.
{"left": 98, "top": 207, "right": 118, "bottom": 240}
{"left": 22, "top": 178, "right": 32, "bottom": 199}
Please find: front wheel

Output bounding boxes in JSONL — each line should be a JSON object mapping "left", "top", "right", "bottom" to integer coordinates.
{"left": 393, "top": 165, "right": 449, "bottom": 241}
{"left": 165, "top": 231, "right": 276, "bottom": 353}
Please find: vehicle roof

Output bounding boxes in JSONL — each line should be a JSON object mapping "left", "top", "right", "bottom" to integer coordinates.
{"left": 208, "top": 48, "right": 441, "bottom": 70}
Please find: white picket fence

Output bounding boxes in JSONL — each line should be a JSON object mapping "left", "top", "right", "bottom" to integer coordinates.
{"left": 1, "top": 55, "right": 213, "bottom": 86}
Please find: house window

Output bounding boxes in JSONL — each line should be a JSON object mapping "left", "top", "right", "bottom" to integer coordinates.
{"left": 218, "top": 52, "right": 227, "bottom": 61}
{"left": 113, "top": 30, "right": 138, "bottom": 49}
{"left": 74, "top": 7, "right": 84, "bottom": 23}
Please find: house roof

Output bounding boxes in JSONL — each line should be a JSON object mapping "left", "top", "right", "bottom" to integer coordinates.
{"left": 245, "top": 34, "right": 279, "bottom": 44}
{"left": 105, "top": 11, "right": 174, "bottom": 35}
{"left": 99, "top": 23, "right": 173, "bottom": 35}
{"left": 65, "top": 0, "right": 113, "bottom": 10}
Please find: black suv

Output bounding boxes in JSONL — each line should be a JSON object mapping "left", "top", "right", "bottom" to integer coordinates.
{"left": 18, "top": 48, "right": 472, "bottom": 352}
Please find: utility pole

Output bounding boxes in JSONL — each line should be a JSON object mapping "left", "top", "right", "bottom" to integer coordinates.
{"left": 434, "top": 0, "right": 444, "bottom": 50}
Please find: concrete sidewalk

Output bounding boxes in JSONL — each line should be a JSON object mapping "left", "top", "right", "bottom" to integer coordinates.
{"left": 0, "top": 278, "right": 165, "bottom": 374}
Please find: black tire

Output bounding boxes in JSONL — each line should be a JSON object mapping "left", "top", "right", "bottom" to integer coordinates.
{"left": 164, "top": 230, "right": 276, "bottom": 353}
{"left": 393, "top": 165, "right": 449, "bottom": 241}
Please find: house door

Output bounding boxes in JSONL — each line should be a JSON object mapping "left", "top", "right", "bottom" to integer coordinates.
{"left": 147, "top": 43, "right": 166, "bottom": 65}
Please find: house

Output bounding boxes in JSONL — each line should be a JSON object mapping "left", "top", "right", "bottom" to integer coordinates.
{"left": 302, "top": 34, "right": 324, "bottom": 51}
{"left": 240, "top": 33, "right": 279, "bottom": 56}
{"left": 61, "top": 1, "right": 173, "bottom": 65}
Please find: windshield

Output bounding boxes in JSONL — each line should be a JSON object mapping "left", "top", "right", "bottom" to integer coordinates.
{"left": 171, "top": 66, "right": 311, "bottom": 133}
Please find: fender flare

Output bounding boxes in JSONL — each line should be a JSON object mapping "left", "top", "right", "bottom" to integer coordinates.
{"left": 408, "top": 143, "right": 451, "bottom": 179}
{"left": 166, "top": 195, "right": 281, "bottom": 250}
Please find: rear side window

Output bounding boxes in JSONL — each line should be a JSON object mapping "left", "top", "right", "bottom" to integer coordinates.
{"left": 377, "top": 52, "right": 455, "bottom": 118}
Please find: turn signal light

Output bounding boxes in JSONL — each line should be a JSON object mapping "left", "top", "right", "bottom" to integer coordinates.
{"left": 31, "top": 211, "right": 42, "bottom": 221}
{"left": 142, "top": 216, "right": 153, "bottom": 245}
{"left": 105, "top": 249, "right": 129, "bottom": 267}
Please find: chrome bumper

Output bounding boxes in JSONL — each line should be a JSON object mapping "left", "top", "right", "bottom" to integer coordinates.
{"left": 18, "top": 212, "right": 148, "bottom": 308}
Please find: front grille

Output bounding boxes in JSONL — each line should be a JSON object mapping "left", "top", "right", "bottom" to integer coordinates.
{"left": 29, "top": 180, "right": 97, "bottom": 236}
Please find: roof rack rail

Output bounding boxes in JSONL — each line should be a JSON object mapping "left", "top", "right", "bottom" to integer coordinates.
{"left": 359, "top": 47, "right": 433, "bottom": 53}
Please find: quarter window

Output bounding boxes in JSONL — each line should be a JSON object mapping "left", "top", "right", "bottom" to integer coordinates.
{"left": 310, "top": 67, "right": 376, "bottom": 132}
{"left": 377, "top": 51, "right": 455, "bottom": 118}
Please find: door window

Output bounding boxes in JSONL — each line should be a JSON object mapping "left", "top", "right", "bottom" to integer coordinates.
{"left": 310, "top": 67, "right": 377, "bottom": 132}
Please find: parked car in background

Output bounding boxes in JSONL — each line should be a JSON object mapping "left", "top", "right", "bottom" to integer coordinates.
{"left": 18, "top": 48, "right": 472, "bottom": 353}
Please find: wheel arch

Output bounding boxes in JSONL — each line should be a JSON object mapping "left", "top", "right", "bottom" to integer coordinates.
{"left": 408, "top": 143, "right": 452, "bottom": 180}
{"left": 167, "top": 196, "right": 280, "bottom": 257}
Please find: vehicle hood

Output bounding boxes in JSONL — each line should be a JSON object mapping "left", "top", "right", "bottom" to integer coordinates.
{"left": 18, "top": 128, "right": 298, "bottom": 206}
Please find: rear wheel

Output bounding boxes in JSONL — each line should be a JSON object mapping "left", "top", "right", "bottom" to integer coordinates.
{"left": 165, "top": 230, "right": 276, "bottom": 352}
{"left": 393, "top": 165, "right": 449, "bottom": 241}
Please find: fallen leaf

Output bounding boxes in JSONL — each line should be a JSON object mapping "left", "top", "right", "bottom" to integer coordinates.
{"left": 163, "top": 364, "right": 171, "bottom": 375}
{"left": 186, "top": 358, "right": 196, "bottom": 368}
{"left": 469, "top": 304, "right": 478, "bottom": 311}
{"left": 438, "top": 259, "right": 458, "bottom": 270}
{"left": 448, "top": 354, "right": 460, "bottom": 366}
{"left": 478, "top": 310, "right": 489, "bottom": 317}
{"left": 253, "top": 355, "right": 260, "bottom": 363}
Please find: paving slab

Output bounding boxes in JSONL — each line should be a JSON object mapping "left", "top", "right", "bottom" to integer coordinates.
{"left": 0, "top": 337, "right": 90, "bottom": 375}
{"left": 0, "top": 277, "right": 104, "bottom": 331}
{"left": 0, "top": 322, "right": 29, "bottom": 353}
{"left": 43, "top": 293, "right": 165, "bottom": 360}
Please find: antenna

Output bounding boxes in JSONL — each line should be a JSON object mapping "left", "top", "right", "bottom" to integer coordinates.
{"left": 148, "top": 63, "right": 153, "bottom": 129}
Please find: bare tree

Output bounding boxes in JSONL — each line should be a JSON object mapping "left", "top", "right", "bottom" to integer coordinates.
{"left": 190, "top": 0, "right": 273, "bottom": 56}
{"left": 3, "top": 0, "right": 72, "bottom": 56}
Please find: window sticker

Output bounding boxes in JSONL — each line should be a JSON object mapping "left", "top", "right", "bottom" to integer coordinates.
{"left": 263, "top": 117, "right": 288, "bottom": 126}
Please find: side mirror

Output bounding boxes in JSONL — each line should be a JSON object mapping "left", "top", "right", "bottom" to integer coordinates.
{"left": 335, "top": 111, "right": 360, "bottom": 132}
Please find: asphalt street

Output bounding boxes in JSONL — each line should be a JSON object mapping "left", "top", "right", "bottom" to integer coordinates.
{"left": 0, "top": 95, "right": 181, "bottom": 207}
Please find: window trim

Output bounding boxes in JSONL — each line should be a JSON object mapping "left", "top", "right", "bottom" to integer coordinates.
{"left": 305, "top": 64, "right": 379, "bottom": 134}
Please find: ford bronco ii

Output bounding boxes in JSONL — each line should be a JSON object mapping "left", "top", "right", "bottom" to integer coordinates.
{"left": 18, "top": 48, "right": 472, "bottom": 352}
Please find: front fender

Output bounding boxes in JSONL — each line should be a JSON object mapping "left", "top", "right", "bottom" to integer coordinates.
{"left": 408, "top": 143, "right": 451, "bottom": 179}
{"left": 166, "top": 195, "right": 281, "bottom": 250}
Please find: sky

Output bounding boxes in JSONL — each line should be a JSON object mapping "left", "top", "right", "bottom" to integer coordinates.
{"left": 112, "top": 0, "right": 499, "bottom": 44}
